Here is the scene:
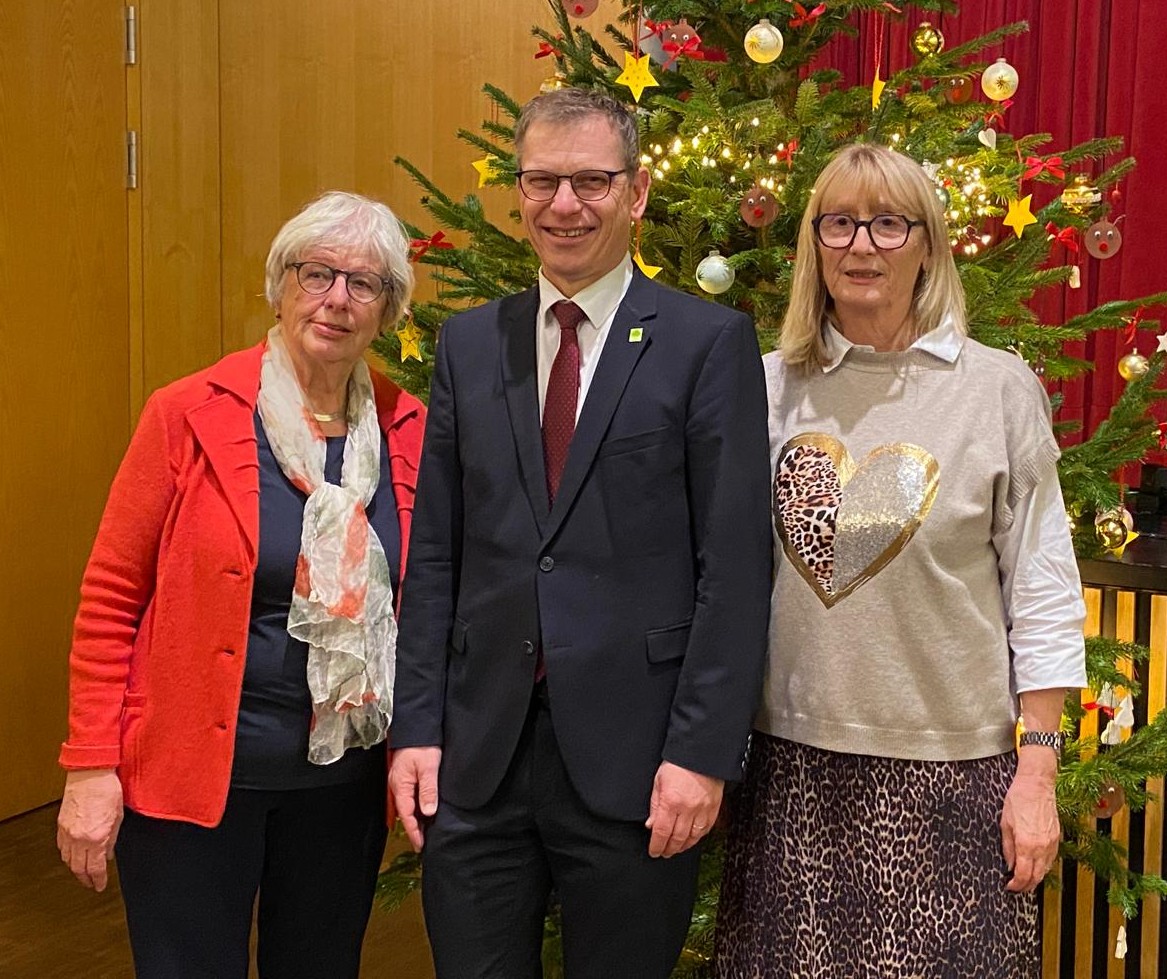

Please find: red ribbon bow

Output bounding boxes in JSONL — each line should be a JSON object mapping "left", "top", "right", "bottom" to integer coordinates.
{"left": 661, "top": 29, "right": 704, "bottom": 66}
{"left": 640, "top": 19, "right": 671, "bottom": 48}
{"left": 1045, "top": 222, "right": 1078, "bottom": 253}
{"left": 775, "top": 139, "right": 799, "bottom": 166}
{"left": 409, "top": 231, "right": 454, "bottom": 262}
{"left": 1123, "top": 305, "right": 1146, "bottom": 344}
{"left": 788, "top": 3, "right": 827, "bottom": 28}
{"left": 1024, "top": 155, "right": 1066, "bottom": 180}
{"left": 534, "top": 40, "right": 562, "bottom": 59}
{"left": 983, "top": 99, "right": 1014, "bottom": 126}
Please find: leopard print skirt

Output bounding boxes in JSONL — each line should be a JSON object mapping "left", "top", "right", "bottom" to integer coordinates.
{"left": 715, "top": 734, "right": 1039, "bottom": 979}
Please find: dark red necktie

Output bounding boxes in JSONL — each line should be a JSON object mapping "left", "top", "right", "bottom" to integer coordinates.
{"left": 536, "top": 301, "right": 584, "bottom": 684}
{"left": 543, "top": 301, "right": 585, "bottom": 506}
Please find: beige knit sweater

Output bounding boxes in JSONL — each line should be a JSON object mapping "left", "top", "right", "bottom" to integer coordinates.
{"left": 757, "top": 336, "right": 1079, "bottom": 761}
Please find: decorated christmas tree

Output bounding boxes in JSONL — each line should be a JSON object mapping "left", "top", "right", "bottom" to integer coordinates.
{"left": 377, "top": 0, "right": 1167, "bottom": 967}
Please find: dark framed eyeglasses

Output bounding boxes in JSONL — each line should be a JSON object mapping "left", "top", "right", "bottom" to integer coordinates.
{"left": 812, "top": 213, "right": 924, "bottom": 250}
{"left": 286, "top": 261, "right": 391, "bottom": 304}
{"left": 515, "top": 168, "right": 631, "bottom": 202}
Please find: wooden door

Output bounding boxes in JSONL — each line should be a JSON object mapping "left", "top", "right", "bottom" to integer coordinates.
{"left": 0, "top": 0, "right": 130, "bottom": 819}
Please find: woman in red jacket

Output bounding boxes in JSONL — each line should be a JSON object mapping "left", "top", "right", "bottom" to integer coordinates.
{"left": 56, "top": 191, "right": 426, "bottom": 978}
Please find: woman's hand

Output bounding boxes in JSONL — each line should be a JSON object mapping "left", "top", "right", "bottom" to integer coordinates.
{"left": 1000, "top": 753, "right": 1060, "bottom": 894}
{"left": 57, "top": 768, "right": 124, "bottom": 892}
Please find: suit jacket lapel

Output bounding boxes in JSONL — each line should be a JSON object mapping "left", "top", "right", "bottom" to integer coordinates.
{"left": 500, "top": 288, "right": 550, "bottom": 535}
{"left": 544, "top": 273, "right": 657, "bottom": 543}
{"left": 186, "top": 345, "right": 263, "bottom": 563}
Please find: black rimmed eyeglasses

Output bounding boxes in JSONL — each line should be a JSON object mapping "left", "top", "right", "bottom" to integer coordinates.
{"left": 812, "top": 213, "right": 924, "bottom": 250}
{"left": 515, "top": 169, "right": 631, "bottom": 202}
{"left": 286, "top": 261, "right": 392, "bottom": 304}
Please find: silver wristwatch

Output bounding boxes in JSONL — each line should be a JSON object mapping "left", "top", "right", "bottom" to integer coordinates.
{"left": 1018, "top": 730, "right": 1065, "bottom": 755}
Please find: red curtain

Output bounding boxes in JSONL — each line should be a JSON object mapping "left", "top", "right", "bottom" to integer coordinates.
{"left": 815, "top": 0, "right": 1167, "bottom": 461}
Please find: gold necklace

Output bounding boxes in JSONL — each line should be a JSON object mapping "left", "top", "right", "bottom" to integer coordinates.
{"left": 311, "top": 409, "right": 345, "bottom": 423}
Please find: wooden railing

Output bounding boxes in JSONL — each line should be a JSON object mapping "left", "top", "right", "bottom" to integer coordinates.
{"left": 1042, "top": 556, "right": 1167, "bottom": 978}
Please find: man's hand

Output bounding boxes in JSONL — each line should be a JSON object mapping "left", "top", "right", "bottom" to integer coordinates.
{"left": 645, "top": 761, "right": 723, "bottom": 858}
{"left": 1001, "top": 756, "right": 1060, "bottom": 893}
{"left": 57, "top": 769, "right": 124, "bottom": 892}
{"left": 389, "top": 746, "right": 442, "bottom": 852}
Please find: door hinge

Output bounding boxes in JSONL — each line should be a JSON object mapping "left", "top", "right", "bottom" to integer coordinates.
{"left": 127, "top": 130, "right": 138, "bottom": 189}
{"left": 125, "top": 6, "right": 137, "bottom": 65}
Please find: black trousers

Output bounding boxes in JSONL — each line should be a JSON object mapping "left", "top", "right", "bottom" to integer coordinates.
{"left": 115, "top": 770, "right": 387, "bottom": 979}
{"left": 421, "top": 684, "right": 703, "bottom": 979}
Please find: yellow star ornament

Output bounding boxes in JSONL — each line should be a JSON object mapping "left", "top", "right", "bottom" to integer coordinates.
{"left": 1003, "top": 195, "right": 1038, "bottom": 238}
{"left": 615, "top": 52, "right": 658, "bottom": 103}
{"left": 871, "top": 70, "right": 886, "bottom": 110}
{"left": 471, "top": 155, "right": 501, "bottom": 189}
{"left": 396, "top": 321, "right": 423, "bottom": 363}
{"left": 633, "top": 249, "right": 662, "bottom": 279}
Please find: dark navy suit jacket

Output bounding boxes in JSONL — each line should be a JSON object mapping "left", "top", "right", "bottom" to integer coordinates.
{"left": 392, "top": 271, "right": 772, "bottom": 821}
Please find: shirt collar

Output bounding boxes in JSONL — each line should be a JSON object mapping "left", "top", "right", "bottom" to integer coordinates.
{"left": 537, "top": 256, "right": 633, "bottom": 331}
{"left": 820, "top": 312, "right": 965, "bottom": 373}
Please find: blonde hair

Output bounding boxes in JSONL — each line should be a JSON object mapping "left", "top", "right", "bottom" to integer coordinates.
{"left": 264, "top": 191, "right": 414, "bottom": 330}
{"left": 781, "top": 143, "right": 965, "bottom": 370}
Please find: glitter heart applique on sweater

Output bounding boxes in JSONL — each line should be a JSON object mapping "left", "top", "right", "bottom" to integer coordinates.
{"left": 774, "top": 433, "right": 939, "bottom": 607}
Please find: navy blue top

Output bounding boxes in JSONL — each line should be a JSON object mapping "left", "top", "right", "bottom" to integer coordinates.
{"left": 230, "top": 415, "right": 400, "bottom": 790}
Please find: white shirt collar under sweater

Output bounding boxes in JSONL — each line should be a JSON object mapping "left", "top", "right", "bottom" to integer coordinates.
{"left": 536, "top": 256, "right": 633, "bottom": 422}
{"left": 821, "top": 312, "right": 965, "bottom": 374}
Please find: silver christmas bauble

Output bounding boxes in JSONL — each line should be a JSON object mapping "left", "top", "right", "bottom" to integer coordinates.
{"left": 695, "top": 251, "right": 735, "bottom": 294}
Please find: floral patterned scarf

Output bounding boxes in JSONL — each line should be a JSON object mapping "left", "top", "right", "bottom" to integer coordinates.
{"left": 257, "top": 326, "right": 395, "bottom": 765}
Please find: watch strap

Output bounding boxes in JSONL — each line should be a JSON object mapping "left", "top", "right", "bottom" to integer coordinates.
{"left": 1019, "top": 730, "right": 1065, "bottom": 754}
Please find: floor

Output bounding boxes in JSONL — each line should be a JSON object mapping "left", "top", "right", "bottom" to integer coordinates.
{"left": 0, "top": 804, "right": 436, "bottom": 978}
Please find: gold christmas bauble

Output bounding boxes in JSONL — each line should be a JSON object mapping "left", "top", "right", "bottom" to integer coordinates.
{"left": 1060, "top": 175, "right": 1102, "bottom": 215}
{"left": 695, "top": 250, "right": 735, "bottom": 294}
{"left": 1118, "top": 352, "right": 1150, "bottom": 381}
{"left": 981, "top": 57, "right": 1019, "bottom": 101}
{"left": 1095, "top": 516, "right": 1127, "bottom": 549}
{"left": 744, "top": 19, "right": 784, "bottom": 64}
{"left": 1096, "top": 506, "right": 1134, "bottom": 533}
{"left": 1093, "top": 778, "right": 1126, "bottom": 820}
{"left": 540, "top": 71, "right": 568, "bottom": 94}
{"left": 911, "top": 22, "right": 945, "bottom": 58}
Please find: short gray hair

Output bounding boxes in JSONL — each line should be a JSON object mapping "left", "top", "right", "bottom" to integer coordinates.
{"left": 515, "top": 88, "right": 640, "bottom": 173}
{"left": 264, "top": 191, "right": 414, "bottom": 328}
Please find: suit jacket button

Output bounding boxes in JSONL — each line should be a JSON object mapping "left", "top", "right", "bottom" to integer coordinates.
{"left": 539, "top": 556, "right": 554, "bottom": 572}
{"left": 521, "top": 640, "right": 535, "bottom": 655}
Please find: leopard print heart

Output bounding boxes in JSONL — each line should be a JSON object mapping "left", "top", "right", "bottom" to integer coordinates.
{"left": 774, "top": 433, "right": 939, "bottom": 607}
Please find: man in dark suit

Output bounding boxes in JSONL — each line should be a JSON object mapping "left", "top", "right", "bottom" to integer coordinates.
{"left": 389, "top": 87, "right": 771, "bottom": 979}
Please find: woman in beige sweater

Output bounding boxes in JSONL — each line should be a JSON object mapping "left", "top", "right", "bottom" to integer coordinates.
{"left": 716, "top": 144, "right": 1086, "bottom": 978}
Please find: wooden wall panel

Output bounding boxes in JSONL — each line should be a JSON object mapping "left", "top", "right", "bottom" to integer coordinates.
{"left": 1143, "top": 597, "right": 1167, "bottom": 976}
{"left": 0, "top": 0, "right": 129, "bottom": 820}
{"left": 138, "top": 0, "right": 222, "bottom": 397}
{"left": 217, "top": 0, "right": 624, "bottom": 355}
